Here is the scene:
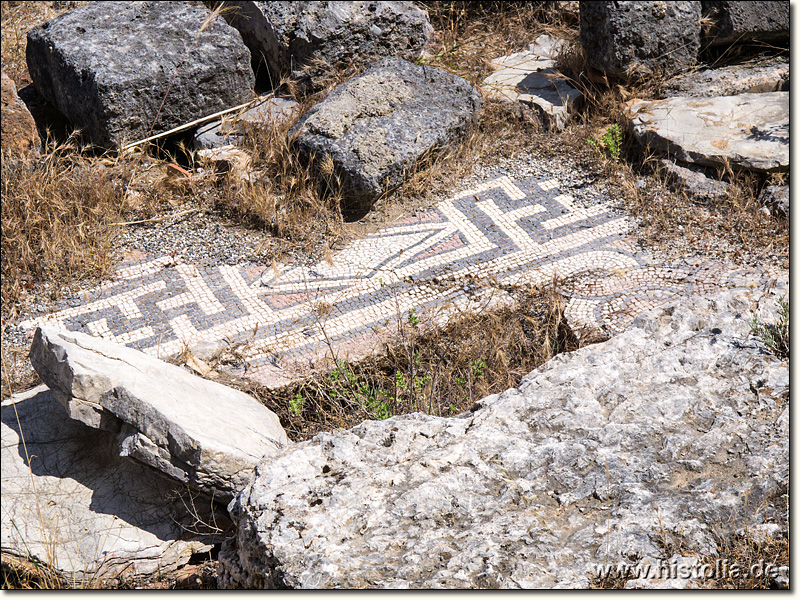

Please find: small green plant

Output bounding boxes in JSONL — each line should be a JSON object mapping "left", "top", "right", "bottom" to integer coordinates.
{"left": 395, "top": 370, "right": 407, "bottom": 392}
{"left": 587, "top": 123, "right": 623, "bottom": 162}
{"left": 749, "top": 295, "right": 789, "bottom": 360}
{"left": 470, "top": 356, "right": 487, "bottom": 378}
{"left": 407, "top": 308, "right": 419, "bottom": 328}
{"left": 289, "top": 392, "right": 305, "bottom": 416}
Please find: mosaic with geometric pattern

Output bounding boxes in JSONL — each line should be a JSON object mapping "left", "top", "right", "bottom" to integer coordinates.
{"left": 18, "top": 174, "right": 784, "bottom": 387}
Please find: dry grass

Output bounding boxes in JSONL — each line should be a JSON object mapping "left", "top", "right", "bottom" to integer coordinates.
{"left": 203, "top": 95, "right": 347, "bottom": 256}
{"left": 210, "top": 282, "right": 592, "bottom": 443}
{"left": 1, "top": 141, "right": 123, "bottom": 318}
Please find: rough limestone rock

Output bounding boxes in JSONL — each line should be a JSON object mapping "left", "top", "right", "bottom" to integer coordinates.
{"left": 661, "top": 56, "right": 789, "bottom": 98}
{"left": 1, "top": 71, "right": 41, "bottom": 155}
{"left": 702, "top": 1, "right": 789, "bottom": 46}
{"left": 660, "top": 159, "right": 730, "bottom": 201}
{"left": 219, "top": 283, "right": 788, "bottom": 588}
{"left": 290, "top": 56, "right": 481, "bottom": 213}
{"left": 29, "top": 327, "right": 289, "bottom": 502}
{"left": 221, "top": 1, "right": 433, "bottom": 85}
{"left": 580, "top": 1, "right": 701, "bottom": 79}
{"left": 26, "top": 1, "right": 254, "bottom": 149}
{"left": 482, "top": 35, "right": 582, "bottom": 130}
{"left": 622, "top": 92, "right": 788, "bottom": 173}
{"left": 758, "top": 185, "right": 789, "bottom": 220}
{"left": 194, "top": 96, "right": 299, "bottom": 150}
{"left": 1, "top": 385, "right": 215, "bottom": 583}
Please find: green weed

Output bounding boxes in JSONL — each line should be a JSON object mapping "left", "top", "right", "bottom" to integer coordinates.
{"left": 587, "top": 123, "right": 622, "bottom": 162}
{"left": 749, "top": 296, "right": 789, "bottom": 360}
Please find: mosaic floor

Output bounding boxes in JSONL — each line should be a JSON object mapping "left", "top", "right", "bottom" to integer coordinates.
{"left": 18, "top": 174, "right": 785, "bottom": 387}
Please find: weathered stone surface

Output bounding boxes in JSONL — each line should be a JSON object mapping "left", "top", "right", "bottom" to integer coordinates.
{"left": 482, "top": 35, "right": 582, "bottom": 130}
{"left": 221, "top": 1, "right": 433, "bottom": 85}
{"left": 219, "top": 283, "right": 789, "bottom": 588}
{"left": 1, "top": 385, "right": 215, "bottom": 583}
{"left": 758, "top": 184, "right": 789, "bottom": 220}
{"left": 702, "top": 1, "right": 789, "bottom": 46}
{"left": 580, "top": 1, "right": 701, "bottom": 79}
{"left": 290, "top": 56, "right": 481, "bottom": 213}
{"left": 1, "top": 71, "right": 40, "bottom": 155}
{"left": 29, "top": 327, "right": 289, "bottom": 501}
{"left": 622, "top": 92, "right": 788, "bottom": 172}
{"left": 661, "top": 56, "right": 789, "bottom": 97}
{"left": 194, "top": 96, "right": 299, "bottom": 150}
{"left": 660, "top": 159, "right": 730, "bottom": 201}
{"left": 26, "top": 1, "right": 254, "bottom": 149}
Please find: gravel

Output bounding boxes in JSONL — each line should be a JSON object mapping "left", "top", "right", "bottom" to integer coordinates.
{"left": 115, "top": 209, "right": 277, "bottom": 268}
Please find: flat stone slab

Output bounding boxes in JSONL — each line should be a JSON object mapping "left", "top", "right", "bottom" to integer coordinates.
{"left": 661, "top": 56, "right": 789, "bottom": 98}
{"left": 218, "top": 284, "right": 788, "bottom": 588}
{"left": 194, "top": 96, "right": 300, "bottom": 150}
{"left": 482, "top": 36, "right": 581, "bottom": 130}
{"left": 622, "top": 92, "right": 789, "bottom": 172}
{"left": 26, "top": 1, "right": 254, "bottom": 148}
{"left": 291, "top": 56, "right": 482, "bottom": 213}
{"left": 1, "top": 385, "right": 214, "bottom": 583}
{"left": 29, "top": 327, "right": 289, "bottom": 501}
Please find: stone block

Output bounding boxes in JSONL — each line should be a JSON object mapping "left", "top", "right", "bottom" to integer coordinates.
{"left": 26, "top": 1, "right": 255, "bottom": 149}
{"left": 220, "top": 1, "right": 433, "bottom": 86}
{"left": 702, "top": 1, "right": 789, "bottom": 46}
{"left": 580, "top": 1, "right": 701, "bottom": 79}
{"left": 290, "top": 56, "right": 481, "bottom": 214}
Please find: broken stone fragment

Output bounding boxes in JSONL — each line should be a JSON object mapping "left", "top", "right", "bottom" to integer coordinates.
{"left": 194, "top": 96, "right": 300, "bottom": 150}
{"left": 659, "top": 159, "right": 730, "bottom": 202}
{"left": 1, "top": 385, "right": 216, "bottom": 583}
{"left": 481, "top": 35, "right": 582, "bottom": 130}
{"left": 1, "top": 70, "right": 41, "bottom": 156}
{"left": 758, "top": 184, "right": 789, "bottom": 220}
{"left": 29, "top": 327, "right": 289, "bottom": 502}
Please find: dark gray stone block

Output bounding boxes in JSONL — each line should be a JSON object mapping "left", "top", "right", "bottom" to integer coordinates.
{"left": 661, "top": 55, "right": 789, "bottom": 97}
{"left": 290, "top": 57, "right": 481, "bottom": 214}
{"left": 702, "top": 1, "right": 789, "bottom": 46}
{"left": 220, "top": 1, "right": 433, "bottom": 87}
{"left": 580, "top": 1, "right": 701, "bottom": 79}
{"left": 26, "top": 1, "right": 255, "bottom": 149}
